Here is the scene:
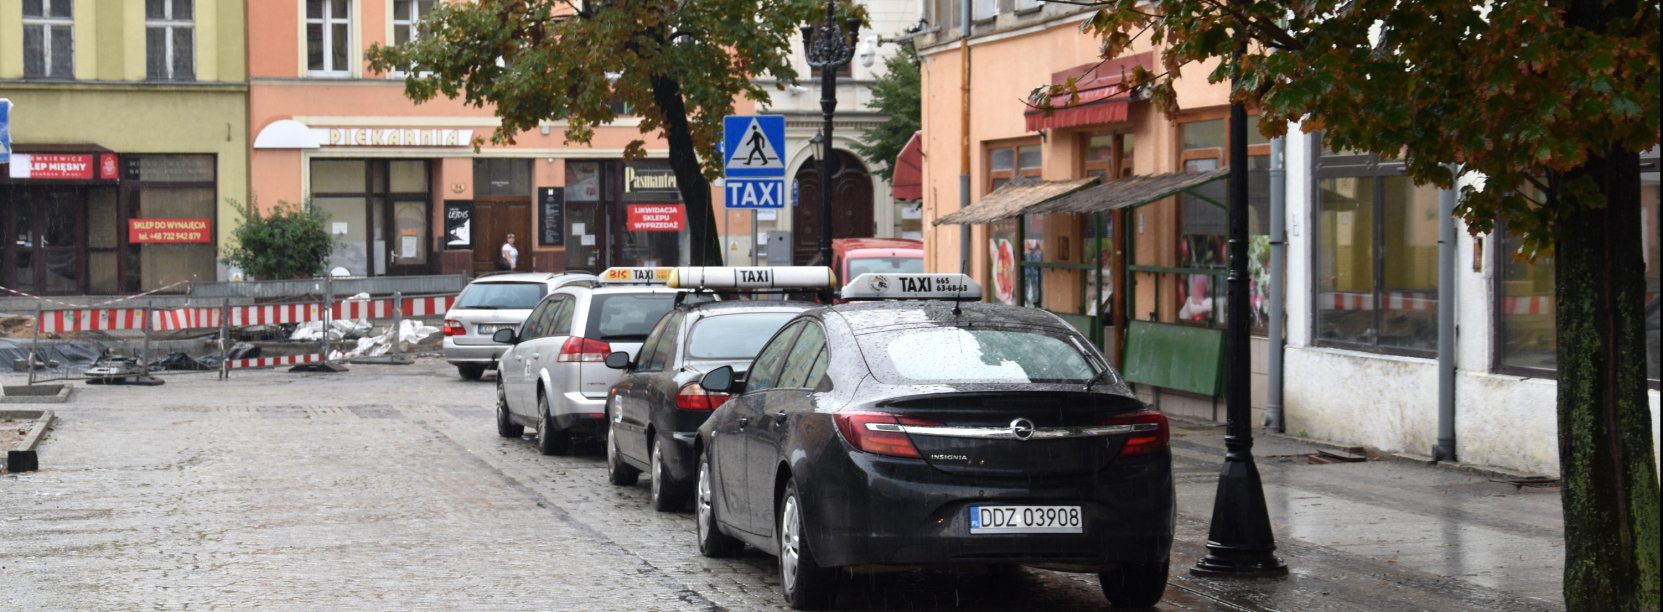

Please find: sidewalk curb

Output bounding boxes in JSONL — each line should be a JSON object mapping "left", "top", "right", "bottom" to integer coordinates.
{"left": 1, "top": 408, "right": 55, "bottom": 473}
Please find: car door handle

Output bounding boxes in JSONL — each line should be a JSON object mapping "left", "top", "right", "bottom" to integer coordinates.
{"left": 737, "top": 417, "right": 750, "bottom": 428}
{"left": 773, "top": 411, "right": 788, "bottom": 425}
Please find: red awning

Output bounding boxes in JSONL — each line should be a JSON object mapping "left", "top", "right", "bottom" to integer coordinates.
{"left": 890, "top": 131, "right": 923, "bottom": 201}
{"left": 1024, "top": 52, "right": 1153, "bottom": 132}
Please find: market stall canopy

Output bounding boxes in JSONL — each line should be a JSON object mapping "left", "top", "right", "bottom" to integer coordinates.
{"left": 890, "top": 131, "right": 923, "bottom": 201}
{"left": 932, "top": 177, "right": 1099, "bottom": 225}
{"left": 1026, "top": 168, "right": 1230, "bottom": 215}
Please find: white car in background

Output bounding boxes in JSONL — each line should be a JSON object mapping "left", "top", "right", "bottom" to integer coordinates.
{"left": 441, "top": 272, "right": 598, "bottom": 380}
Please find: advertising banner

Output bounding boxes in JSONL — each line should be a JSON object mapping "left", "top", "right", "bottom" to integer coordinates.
{"left": 130, "top": 218, "right": 213, "bottom": 243}
{"left": 626, "top": 204, "right": 686, "bottom": 232}
{"left": 8, "top": 153, "right": 95, "bottom": 179}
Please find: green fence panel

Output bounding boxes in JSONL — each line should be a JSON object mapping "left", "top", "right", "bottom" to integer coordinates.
{"left": 1120, "top": 320, "right": 1224, "bottom": 396}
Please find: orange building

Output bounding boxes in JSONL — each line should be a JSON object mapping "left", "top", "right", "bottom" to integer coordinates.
{"left": 247, "top": 0, "right": 734, "bottom": 277}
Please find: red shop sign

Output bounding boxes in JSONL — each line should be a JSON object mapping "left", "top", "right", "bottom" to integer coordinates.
{"left": 99, "top": 154, "right": 121, "bottom": 180}
{"left": 8, "top": 153, "right": 95, "bottom": 179}
{"left": 626, "top": 204, "right": 686, "bottom": 232}
{"left": 129, "top": 218, "right": 213, "bottom": 244}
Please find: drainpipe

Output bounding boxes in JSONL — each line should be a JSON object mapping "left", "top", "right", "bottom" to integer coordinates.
{"left": 957, "top": 0, "right": 971, "bottom": 276}
{"left": 1264, "top": 136, "right": 1286, "bottom": 432}
{"left": 1432, "top": 169, "right": 1458, "bottom": 462}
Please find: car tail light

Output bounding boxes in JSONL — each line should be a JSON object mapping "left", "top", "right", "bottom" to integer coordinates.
{"left": 443, "top": 319, "right": 466, "bottom": 336}
{"left": 833, "top": 411, "right": 940, "bottom": 459}
{"left": 557, "top": 337, "right": 611, "bottom": 362}
{"left": 1106, "top": 411, "right": 1169, "bottom": 457}
{"left": 675, "top": 382, "right": 729, "bottom": 411}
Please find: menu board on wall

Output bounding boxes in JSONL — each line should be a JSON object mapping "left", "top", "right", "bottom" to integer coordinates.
{"left": 538, "top": 187, "right": 565, "bottom": 247}
{"left": 443, "top": 200, "right": 473, "bottom": 249}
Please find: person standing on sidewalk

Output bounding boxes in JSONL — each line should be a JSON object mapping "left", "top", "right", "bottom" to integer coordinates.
{"left": 499, "top": 234, "right": 519, "bottom": 271}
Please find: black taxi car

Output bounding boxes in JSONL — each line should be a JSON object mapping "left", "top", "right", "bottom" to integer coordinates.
{"left": 692, "top": 273, "right": 1175, "bottom": 609}
{"left": 603, "top": 266, "right": 833, "bottom": 512}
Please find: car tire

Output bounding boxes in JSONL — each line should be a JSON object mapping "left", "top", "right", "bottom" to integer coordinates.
{"left": 1098, "top": 561, "right": 1169, "bottom": 609}
{"left": 606, "top": 421, "right": 639, "bottom": 486}
{"left": 495, "top": 379, "right": 523, "bottom": 438}
{"left": 778, "top": 479, "right": 839, "bottom": 609}
{"left": 649, "top": 437, "right": 689, "bottom": 512}
{"left": 535, "top": 392, "right": 571, "bottom": 456}
{"left": 457, "top": 364, "right": 485, "bottom": 381}
{"left": 695, "top": 450, "right": 743, "bottom": 558}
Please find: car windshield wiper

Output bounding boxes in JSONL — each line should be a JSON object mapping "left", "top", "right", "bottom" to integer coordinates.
{"left": 1083, "top": 367, "right": 1113, "bottom": 393}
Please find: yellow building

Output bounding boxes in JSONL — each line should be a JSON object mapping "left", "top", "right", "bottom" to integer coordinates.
{"left": 1, "top": 0, "right": 247, "bottom": 294}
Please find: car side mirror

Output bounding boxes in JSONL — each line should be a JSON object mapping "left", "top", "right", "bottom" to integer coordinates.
{"left": 491, "top": 328, "right": 518, "bottom": 344}
{"left": 604, "top": 351, "right": 632, "bottom": 370}
{"left": 701, "top": 365, "right": 740, "bottom": 394}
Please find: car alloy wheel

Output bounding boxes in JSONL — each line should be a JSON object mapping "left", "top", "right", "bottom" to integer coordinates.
{"left": 535, "top": 392, "right": 570, "bottom": 456}
{"left": 695, "top": 451, "right": 742, "bottom": 558}
{"left": 649, "top": 439, "right": 687, "bottom": 512}
{"left": 778, "top": 479, "right": 837, "bottom": 609}
{"left": 495, "top": 379, "right": 523, "bottom": 438}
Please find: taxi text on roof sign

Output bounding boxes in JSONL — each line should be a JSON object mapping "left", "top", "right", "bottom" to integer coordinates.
{"left": 840, "top": 273, "right": 983, "bottom": 301}
{"left": 667, "top": 266, "right": 835, "bottom": 289}
{"left": 599, "top": 267, "right": 673, "bottom": 284}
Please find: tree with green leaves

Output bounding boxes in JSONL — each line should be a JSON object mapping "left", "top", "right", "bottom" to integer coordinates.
{"left": 367, "top": 0, "right": 856, "bottom": 266}
{"left": 222, "top": 198, "right": 335, "bottom": 280}
{"left": 853, "top": 40, "right": 921, "bottom": 183}
{"left": 1055, "top": 2, "right": 1658, "bottom": 608}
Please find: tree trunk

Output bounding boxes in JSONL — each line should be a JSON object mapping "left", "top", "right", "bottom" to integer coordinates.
{"left": 649, "top": 74, "right": 726, "bottom": 267}
{"left": 1553, "top": 139, "right": 1661, "bottom": 610}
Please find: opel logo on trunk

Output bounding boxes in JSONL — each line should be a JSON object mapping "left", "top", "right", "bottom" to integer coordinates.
{"left": 1010, "top": 418, "right": 1035, "bottom": 441}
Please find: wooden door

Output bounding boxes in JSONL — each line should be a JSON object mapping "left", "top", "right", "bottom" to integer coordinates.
{"left": 472, "top": 197, "right": 531, "bottom": 275}
{"left": 792, "top": 151, "right": 874, "bottom": 265}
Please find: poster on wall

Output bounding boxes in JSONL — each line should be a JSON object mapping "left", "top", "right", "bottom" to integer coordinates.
{"left": 443, "top": 200, "right": 473, "bottom": 249}
{"left": 129, "top": 218, "right": 213, "bottom": 243}
{"left": 626, "top": 204, "right": 686, "bottom": 231}
{"left": 538, "top": 187, "right": 565, "bottom": 246}
{"left": 566, "top": 162, "right": 600, "bottom": 202}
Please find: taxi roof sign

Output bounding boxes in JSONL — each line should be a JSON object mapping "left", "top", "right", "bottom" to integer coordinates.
{"left": 668, "top": 266, "right": 835, "bottom": 289}
{"left": 599, "top": 267, "right": 673, "bottom": 284}
{"left": 840, "top": 273, "right": 981, "bottom": 301}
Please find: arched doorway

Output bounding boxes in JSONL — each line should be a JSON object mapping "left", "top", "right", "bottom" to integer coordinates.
{"left": 792, "top": 150, "right": 873, "bottom": 265}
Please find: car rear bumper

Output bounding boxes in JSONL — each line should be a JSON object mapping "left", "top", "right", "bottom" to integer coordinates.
{"left": 803, "top": 452, "right": 1175, "bottom": 570}
{"left": 550, "top": 391, "right": 607, "bottom": 432}
{"left": 443, "top": 338, "right": 504, "bottom": 365}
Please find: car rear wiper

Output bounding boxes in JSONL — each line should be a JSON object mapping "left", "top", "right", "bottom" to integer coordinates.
{"left": 1083, "top": 367, "right": 1112, "bottom": 393}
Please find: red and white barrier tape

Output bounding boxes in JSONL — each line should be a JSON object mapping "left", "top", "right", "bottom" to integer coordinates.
{"left": 34, "top": 295, "right": 457, "bottom": 333}
{"left": 0, "top": 280, "right": 191, "bottom": 308}
{"left": 226, "top": 353, "right": 325, "bottom": 370}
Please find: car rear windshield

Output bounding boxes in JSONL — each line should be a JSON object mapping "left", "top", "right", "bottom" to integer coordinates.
{"left": 847, "top": 256, "right": 924, "bottom": 277}
{"left": 685, "top": 312, "right": 799, "bottom": 359}
{"left": 859, "top": 326, "right": 1097, "bottom": 384}
{"left": 454, "top": 282, "right": 546, "bottom": 309}
{"left": 585, "top": 293, "right": 678, "bottom": 341}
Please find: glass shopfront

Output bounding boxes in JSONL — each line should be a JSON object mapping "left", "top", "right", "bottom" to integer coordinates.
{"left": 309, "top": 159, "right": 433, "bottom": 276}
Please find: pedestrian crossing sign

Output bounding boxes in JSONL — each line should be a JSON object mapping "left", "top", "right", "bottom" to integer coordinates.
{"left": 723, "top": 115, "right": 786, "bottom": 178}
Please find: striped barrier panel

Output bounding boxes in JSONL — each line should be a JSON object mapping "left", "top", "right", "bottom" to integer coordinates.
{"left": 151, "top": 308, "right": 224, "bottom": 332}
{"left": 1320, "top": 292, "right": 1437, "bottom": 312}
{"left": 331, "top": 295, "right": 457, "bottom": 321}
{"left": 230, "top": 303, "right": 324, "bottom": 327}
{"left": 36, "top": 308, "right": 151, "bottom": 333}
{"left": 1502, "top": 295, "right": 1554, "bottom": 316}
{"left": 226, "top": 353, "right": 325, "bottom": 370}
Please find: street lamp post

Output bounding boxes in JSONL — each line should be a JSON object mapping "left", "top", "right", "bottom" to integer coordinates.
{"left": 802, "top": 2, "right": 860, "bottom": 291}
{"left": 1191, "top": 10, "right": 1288, "bottom": 579}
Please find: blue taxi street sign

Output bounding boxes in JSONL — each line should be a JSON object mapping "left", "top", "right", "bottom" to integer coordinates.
{"left": 1, "top": 99, "right": 12, "bottom": 165}
{"left": 725, "top": 178, "right": 786, "bottom": 209}
{"left": 723, "top": 115, "right": 785, "bottom": 179}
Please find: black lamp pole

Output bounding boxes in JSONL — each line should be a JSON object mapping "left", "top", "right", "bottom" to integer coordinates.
{"left": 803, "top": 2, "right": 860, "bottom": 296}
{"left": 1191, "top": 9, "right": 1288, "bottom": 579}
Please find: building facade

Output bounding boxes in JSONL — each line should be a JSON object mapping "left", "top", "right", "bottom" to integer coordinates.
{"left": 915, "top": 2, "right": 1661, "bottom": 475}
{"left": 1, "top": 0, "right": 248, "bottom": 294}
{"left": 246, "top": 0, "right": 732, "bottom": 277}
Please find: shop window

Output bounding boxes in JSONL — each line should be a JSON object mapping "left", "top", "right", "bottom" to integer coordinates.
{"left": 23, "top": 0, "right": 74, "bottom": 79}
{"left": 1494, "top": 153, "right": 1662, "bottom": 384}
{"left": 389, "top": 160, "right": 428, "bottom": 193}
{"left": 313, "top": 160, "right": 368, "bottom": 193}
{"left": 307, "top": 0, "right": 354, "bottom": 76}
{"left": 986, "top": 142, "right": 1040, "bottom": 191}
{"left": 126, "top": 155, "right": 217, "bottom": 292}
{"left": 1082, "top": 132, "right": 1133, "bottom": 180}
{"left": 146, "top": 0, "right": 195, "bottom": 81}
{"left": 1170, "top": 118, "right": 1271, "bottom": 328}
{"left": 1314, "top": 150, "right": 1441, "bottom": 355}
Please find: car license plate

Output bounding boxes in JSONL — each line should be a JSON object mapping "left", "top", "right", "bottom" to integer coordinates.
{"left": 478, "top": 324, "right": 512, "bottom": 334}
{"left": 969, "top": 505, "right": 1083, "bottom": 534}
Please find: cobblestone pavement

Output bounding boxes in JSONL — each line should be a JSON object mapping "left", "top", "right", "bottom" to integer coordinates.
{"left": 2, "top": 359, "right": 1561, "bottom": 610}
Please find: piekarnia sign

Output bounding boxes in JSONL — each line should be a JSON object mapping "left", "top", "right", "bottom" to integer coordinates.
{"left": 626, "top": 204, "right": 686, "bottom": 232}
{"left": 129, "top": 218, "right": 212, "bottom": 244}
